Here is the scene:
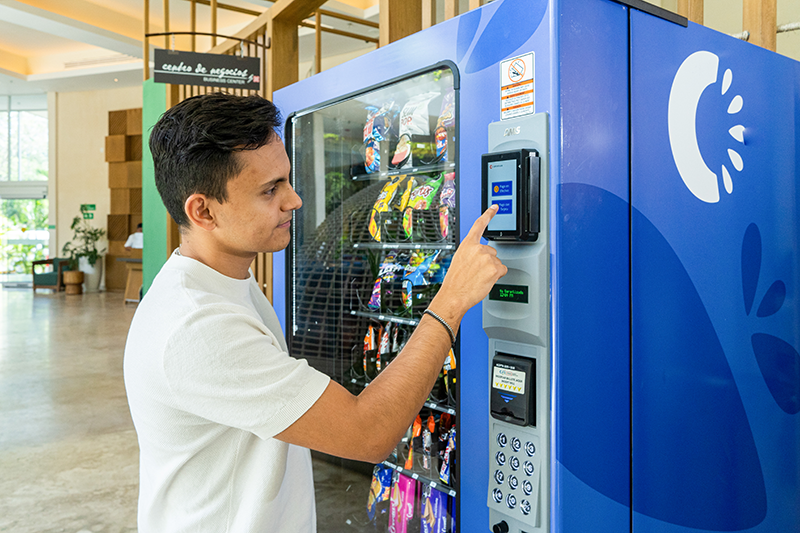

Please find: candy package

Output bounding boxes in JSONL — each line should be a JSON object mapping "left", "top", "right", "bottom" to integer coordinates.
{"left": 439, "top": 426, "right": 456, "bottom": 485}
{"left": 433, "top": 89, "right": 455, "bottom": 163}
{"left": 405, "top": 415, "right": 423, "bottom": 470}
{"left": 403, "top": 173, "right": 445, "bottom": 239}
{"left": 390, "top": 473, "right": 417, "bottom": 533}
{"left": 363, "top": 102, "right": 398, "bottom": 174}
{"left": 368, "top": 254, "right": 404, "bottom": 310}
{"left": 421, "top": 485, "right": 448, "bottom": 533}
{"left": 368, "top": 464, "right": 394, "bottom": 523}
{"left": 402, "top": 251, "right": 441, "bottom": 312}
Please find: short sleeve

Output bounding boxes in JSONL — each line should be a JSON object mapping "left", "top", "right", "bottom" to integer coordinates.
{"left": 163, "top": 304, "right": 330, "bottom": 439}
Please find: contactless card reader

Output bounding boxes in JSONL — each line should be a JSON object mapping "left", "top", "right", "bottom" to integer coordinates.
{"left": 491, "top": 354, "right": 536, "bottom": 426}
{"left": 481, "top": 149, "right": 541, "bottom": 242}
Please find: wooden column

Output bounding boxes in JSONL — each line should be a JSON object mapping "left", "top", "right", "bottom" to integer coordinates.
{"left": 190, "top": 0, "right": 196, "bottom": 51}
{"left": 211, "top": 0, "right": 218, "bottom": 46}
{"left": 744, "top": 0, "right": 777, "bottom": 51}
{"left": 315, "top": 11, "right": 322, "bottom": 74}
{"left": 379, "top": 0, "right": 422, "bottom": 47}
{"left": 163, "top": 0, "right": 170, "bottom": 49}
{"left": 469, "top": 0, "right": 483, "bottom": 10}
{"left": 266, "top": 16, "right": 299, "bottom": 98}
{"left": 677, "top": 0, "right": 703, "bottom": 24}
{"left": 422, "top": 0, "right": 436, "bottom": 29}
{"left": 143, "top": 0, "right": 150, "bottom": 80}
{"left": 444, "top": 0, "right": 458, "bottom": 20}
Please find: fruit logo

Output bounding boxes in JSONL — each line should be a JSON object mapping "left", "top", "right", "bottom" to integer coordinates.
{"left": 668, "top": 51, "right": 746, "bottom": 203}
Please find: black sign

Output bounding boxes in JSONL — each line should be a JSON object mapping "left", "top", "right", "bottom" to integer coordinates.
{"left": 154, "top": 49, "right": 261, "bottom": 90}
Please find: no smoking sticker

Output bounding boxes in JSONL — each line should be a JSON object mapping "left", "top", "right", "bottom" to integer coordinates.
{"left": 500, "top": 52, "right": 534, "bottom": 120}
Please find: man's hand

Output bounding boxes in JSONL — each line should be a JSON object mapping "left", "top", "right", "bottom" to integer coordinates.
{"left": 428, "top": 204, "right": 508, "bottom": 328}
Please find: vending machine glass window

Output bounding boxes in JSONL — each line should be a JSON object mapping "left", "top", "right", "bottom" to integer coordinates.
{"left": 287, "top": 64, "right": 459, "bottom": 531}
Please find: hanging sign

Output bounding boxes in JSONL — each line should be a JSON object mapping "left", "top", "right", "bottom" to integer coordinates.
{"left": 154, "top": 49, "right": 261, "bottom": 90}
{"left": 500, "top": 52, "right": 535, "bottom": 120}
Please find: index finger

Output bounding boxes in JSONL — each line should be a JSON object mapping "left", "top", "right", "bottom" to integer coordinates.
{"left": 465, "top": 204, "right": 499, "bottom": 243}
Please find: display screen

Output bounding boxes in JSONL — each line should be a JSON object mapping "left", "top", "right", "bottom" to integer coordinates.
{"left": 486, "top": 158, "right": 517, "bottom": 232}
{"left": 489, "top": 283, "right": 529, "bottom": 303}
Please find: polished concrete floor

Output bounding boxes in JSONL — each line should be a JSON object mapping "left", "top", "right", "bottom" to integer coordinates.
{"left": 0, "top": 288, "right": 374, "bottom": 532}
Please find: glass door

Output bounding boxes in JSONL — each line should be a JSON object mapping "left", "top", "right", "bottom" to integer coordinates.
{"left": 288, "top": 64, "right": 459, "bottom": 532}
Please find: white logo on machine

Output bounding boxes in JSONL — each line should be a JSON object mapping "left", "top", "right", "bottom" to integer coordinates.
{"left": 668, "top": 51, "right": 745, "bottom": 203}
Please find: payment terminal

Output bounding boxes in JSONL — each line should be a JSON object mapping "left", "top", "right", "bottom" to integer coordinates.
{"left": 482, "top": 113, "right": 550, "bottom": 533}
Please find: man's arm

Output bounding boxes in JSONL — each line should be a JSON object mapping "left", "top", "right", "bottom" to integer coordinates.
{"left": 276, "top": 205, "right": 506, "bottom": 462}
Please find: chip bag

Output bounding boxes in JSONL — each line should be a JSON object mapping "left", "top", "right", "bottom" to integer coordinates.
{"left": 368, "top": 464, "right": 393, "bottom": 522}
{"left": 402, "top": 173, "right": 445, "bottom": 238}
{"left": 369, "top": 176, "right": 406, "bottom": 241}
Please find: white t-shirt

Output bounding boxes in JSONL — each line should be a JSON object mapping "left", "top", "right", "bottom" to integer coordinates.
{"left": 124, "top": 231, "right": 143, "bottom": 249}
{"left": 124, "top": 251, "right": 330, "bottom": 533}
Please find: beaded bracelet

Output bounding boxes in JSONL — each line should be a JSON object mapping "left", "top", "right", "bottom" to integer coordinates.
{"left": 423, "top": 309, "right": 456, "bottom": 345}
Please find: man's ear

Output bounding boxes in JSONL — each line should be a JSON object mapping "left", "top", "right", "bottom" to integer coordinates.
{"left": 184, "top": 194, "right": 217, "bottom": 231}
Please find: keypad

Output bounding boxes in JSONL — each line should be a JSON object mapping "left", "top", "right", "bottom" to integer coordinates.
{"left": 490, "top": 425, "right": 540, "bottom": 524}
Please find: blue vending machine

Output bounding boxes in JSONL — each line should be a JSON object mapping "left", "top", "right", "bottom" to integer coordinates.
{"left": 273, "top": 0, "right": 800, "bottom": 531}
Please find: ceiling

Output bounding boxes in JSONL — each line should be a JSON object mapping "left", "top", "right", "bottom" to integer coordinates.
{"left": 0, "top": 0, "right": 380, "bottom": 96}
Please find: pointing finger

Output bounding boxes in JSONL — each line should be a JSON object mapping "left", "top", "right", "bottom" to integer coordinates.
{"left": 465, "top": 204, "right": 499, "bottom": 243}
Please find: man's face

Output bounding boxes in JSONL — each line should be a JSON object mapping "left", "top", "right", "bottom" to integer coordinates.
{"left": 210, "top": 139, "right": 302, "bottom": 255}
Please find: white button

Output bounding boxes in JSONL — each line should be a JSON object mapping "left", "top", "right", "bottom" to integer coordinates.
{"left": 494, "top": 470, "right": 504, "bottom": 485}
{"left": 524, "top": 461, "right": 534, "bottom": 476}
{"left": 492, "top": 488, "right": 503, "bottom": 503}
{"left": 497, "top": 433, "right": 508, "bottom": 447}
{"left": 496, "top": 451, "right": 506, "bottom": 466}
{"left": 522, "top": 480, "right": 533, "bottom": 495}
{"left": 509, "top": 456, "right": 520, "bottom": 471}
{"left": 506, "top": 493, "right": 517, "bottom": 509}
{"left": 508, "top": 475, "right": 519, "bottom": 490}
{"left": 520, "top": 499, "right": 531, "bottom": 515}
{"left": 511, "top": 437, "right": 521, "bottom": 452}
{"left": 525, "top": 441, "right": 536, "bottom": 456}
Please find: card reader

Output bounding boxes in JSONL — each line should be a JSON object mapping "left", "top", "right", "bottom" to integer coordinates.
{"left": 491, "top": 353, "right": 536, "bottom": 427}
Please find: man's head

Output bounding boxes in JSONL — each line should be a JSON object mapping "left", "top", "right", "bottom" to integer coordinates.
{"left": 149, "top": 92, "right": 282, "bottom": 228}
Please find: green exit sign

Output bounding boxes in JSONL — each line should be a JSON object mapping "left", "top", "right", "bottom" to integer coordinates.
{"left": 80, "top": 204, "right": 96, "bottom": 212}
{"left": 82, "top": 212, "right": 94, "bottom": 220}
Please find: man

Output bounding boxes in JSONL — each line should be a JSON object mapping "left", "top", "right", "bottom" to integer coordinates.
{"left": 124, "top": 223, "right": 143, "bottom": 251}
{"left": 124, "top": 93, "right": 506, "bottom": 532}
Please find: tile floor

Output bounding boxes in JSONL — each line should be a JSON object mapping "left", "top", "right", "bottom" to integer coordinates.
{"left": 0, "top": 288, "right": 374, "bottom": 533}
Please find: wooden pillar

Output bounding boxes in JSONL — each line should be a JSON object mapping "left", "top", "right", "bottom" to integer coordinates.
{"left": 163, "top": 0, "right": 170, "bottom": 49}
{"left": 190, "top": 0, "right": 196, "bottom": 51}
{"left": 469, "top": 0, "right": 483, "bottom": 10}
{"left": 744, "top": 0, "right": 777, "bottom": 51}
{"left": 266, "top": 16, "right": 299, "bottom": 98}
{"left": 379, "top": 0, "right": 422, "bottom": 47}
{"left": 422, "top": 0, "right": 435, "bottom": 29}
{"left": 211, "top": 0, "right": 218, "bottom": 46}
{"left": 143, "top": 0, "right": 150, "bottom": 80}
{"left": 315, "top": 11, "right": 322, "bottom": 74}
{"left": 444, "top": 0, "right": 458, "bottom": 20}
{"left": 677, "top": 0, "right": 703, "bottom": 24}
{"left": 165, "top": 84, "right": 181, "bottom": 259}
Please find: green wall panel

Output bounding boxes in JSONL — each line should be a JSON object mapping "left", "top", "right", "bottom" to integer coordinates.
{"left": 142, "top": 79, "right": 167, "bottom": 294}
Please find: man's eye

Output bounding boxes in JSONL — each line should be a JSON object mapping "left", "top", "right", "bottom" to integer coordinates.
{"left": 264, "top": 187, "right": 276, "bottom": 196}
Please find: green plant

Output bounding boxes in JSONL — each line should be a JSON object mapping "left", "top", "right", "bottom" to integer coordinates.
{"left": 62, "top": 216, "right": 106, "bottom": 269}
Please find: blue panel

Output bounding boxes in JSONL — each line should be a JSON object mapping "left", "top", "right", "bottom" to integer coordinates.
{"left": 554, "top": 1, "right": 631, "bottom": 532}
{"left": 631, "top": 9, "right": 800, "bottom": 532}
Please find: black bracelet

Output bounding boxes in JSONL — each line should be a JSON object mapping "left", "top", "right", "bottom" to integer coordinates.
{"left": 423, "top": 309, "right": 456, "bottom": 345}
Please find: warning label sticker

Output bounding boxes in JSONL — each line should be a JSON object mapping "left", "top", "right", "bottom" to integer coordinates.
{"left": 500, "top": 52, "right": 534, "bottom": 120}
{"left": 492, "top": 366, "right": 526, "bottom": 395}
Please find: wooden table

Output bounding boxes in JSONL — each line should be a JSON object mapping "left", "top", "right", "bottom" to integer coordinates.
{"left": 117, "top": 258, "right": 143, "bottom": 304}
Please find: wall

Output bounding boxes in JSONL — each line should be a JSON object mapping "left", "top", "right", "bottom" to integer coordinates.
{"left": 52, "top": 84, "right": 142, "bottom": 285}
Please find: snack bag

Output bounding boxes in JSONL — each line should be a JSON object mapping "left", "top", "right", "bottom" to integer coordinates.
{"left": 439, "top": 427, "right": 456, "bottom": 484}
{"left": 421, "top": 485, "right": 448, "bottom": 533}
{"left": 403, "top": 173, "right": 445, "bottom": 238}
{"left": 405, "top": 415, "right": 423, "bottom": 470}
{"left": 369, "top": 254, "right": 403, "bottom": 310}
{"left": 378, "top": 322, "right": 391, "bottom": 372}
{"left": 402, "top": 251, "right": 441, "bottom": 311}
{"left": 363, "top": 325, "right": 375, "bottom": 374}
{"left": 422, "top": 414, "right": 436, "bottom": 471}
{"left": 393, "top": 92, "right": 438, "bottom": 168}
{"left": 438, "top": 413, "right": 453, "bottom": 465}
{"left": 443, "top": 349, "right": 457, "bottom": 395}
{"left": 368, "top": 464, "right": 394, "bottom": 522}
{"left": 369, "top": 176, "right": 407, "bottom": 241}
{"left": 438, "top": 172, "right": 456, "bottom": 239}
{"left": 365, "top": 137, "right": 380, "bottom": 174}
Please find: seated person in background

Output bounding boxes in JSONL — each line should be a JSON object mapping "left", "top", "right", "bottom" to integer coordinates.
{"left": 124, "top": 223, "right": 143, "bottom": 251}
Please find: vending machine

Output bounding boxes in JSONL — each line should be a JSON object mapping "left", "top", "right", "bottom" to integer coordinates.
{"left": 273, "top": 0, "right": 800, "bottom": 532}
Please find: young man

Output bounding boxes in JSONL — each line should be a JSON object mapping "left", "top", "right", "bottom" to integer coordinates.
{"left": 124, "top": 93, "right": 506, "bottom": 532}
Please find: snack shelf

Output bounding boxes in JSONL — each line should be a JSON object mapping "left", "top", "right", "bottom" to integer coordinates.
{"left": 352, "top": 242, "right": 456, "bottom": 251}
{"left": 351, "top": 161, "right": 457, "bottom": 181}
{"left": 380, "top": 461, "right": 457, "bottom": 497}
{"left": 350, "top": 309, "right": 420, "bottom": 326}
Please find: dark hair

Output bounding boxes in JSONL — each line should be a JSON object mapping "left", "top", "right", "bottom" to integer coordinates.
{"left": 149, "top": 92, "right": 282, "bottom": 227}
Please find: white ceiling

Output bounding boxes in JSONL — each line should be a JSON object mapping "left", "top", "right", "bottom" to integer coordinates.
{"left": 0, "top": 0, "right": 380, "bottom": 96}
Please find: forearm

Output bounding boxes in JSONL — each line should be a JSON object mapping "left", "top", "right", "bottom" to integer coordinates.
{"left": 354, "top": 312, "right": 457, "bottom": 459}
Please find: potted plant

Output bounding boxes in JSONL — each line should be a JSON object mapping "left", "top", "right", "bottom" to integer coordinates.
{"left": 62, "top": 215, "right": 106, "bottom": 294}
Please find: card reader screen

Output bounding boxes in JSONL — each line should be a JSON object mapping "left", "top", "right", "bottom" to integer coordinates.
{"left": 489, "top": 284, "right": 529, "bottom": 304}
{"left": 486, "top": 158, "right": 517, "bottom": 232}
